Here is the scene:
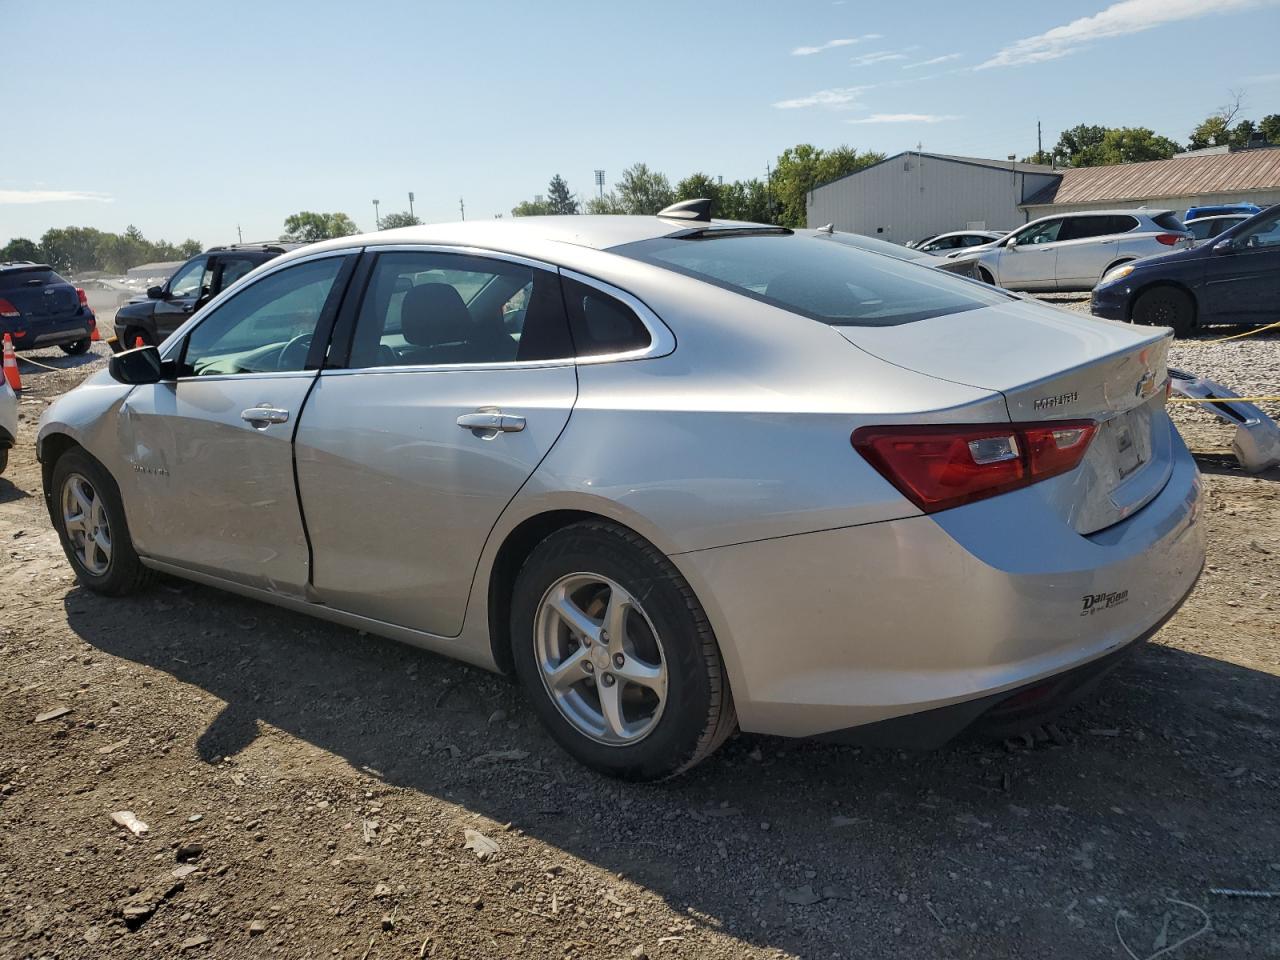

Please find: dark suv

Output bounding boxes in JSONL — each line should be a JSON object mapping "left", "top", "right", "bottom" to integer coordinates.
{"left": 112, "top": 243, "right": 300, "bottom": 349}
{"left": 0, "top": 262, "right": 98, "bottom": 354}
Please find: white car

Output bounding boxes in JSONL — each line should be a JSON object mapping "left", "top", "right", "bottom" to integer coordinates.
{"left": 940, "top": 209, "right": 1193, "bottom": 291}
{"left": 37, "top": 203, "right": 1204, "bottom": 779}
{"left": 0, "top": 377, "right": 16, "bottom": 475}
{"left": 914, "top": 230, "right": 1007, "bottom": 255}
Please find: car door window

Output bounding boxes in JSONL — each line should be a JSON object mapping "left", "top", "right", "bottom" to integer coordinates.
{"left": 348, "top": 250, "right": 573, "bottom": 368}
{"left": 1238, "top": 211, "right": 1280, "bottom": 249}
{"left": 1014, "top": 219, "right": 1062, "bottom": 245}
{"left": 961, "top": 234, "right": 988, "bottom": 247}
{"left": 1058, "top": 217, "right": 1111, "bottom": 242}
{"left": 181, "top": 256, "right": 347, "bottom": 377}
{"left": 216, "top": 256, "right": 259, "bottom": 291}
{"left": 1188, "top": 220, "right": 1215, "bottom": 241}
{"left": 168, "top": 257, "right": 210, "bottom": 298}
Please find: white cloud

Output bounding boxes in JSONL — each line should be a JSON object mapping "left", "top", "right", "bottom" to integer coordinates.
{"left": 773, "top": 86, "right": 870, "bottom": 110}
{"left": 904, "top": 53, "right": 961, "bottom": 69}
{"left": 851, "top": 51, "right": 908, "bottom": 66}
{"left": 978, "top": 0, "right": 1275, "bottom": 69}
{"left": 846, "top": 113, "right": 961, "bottom": 124}
{"left": 0, "top": 189, "right": 112, "bottom": 205}
{"left": 791, "top": 34, "right": 878, "bottom": 56}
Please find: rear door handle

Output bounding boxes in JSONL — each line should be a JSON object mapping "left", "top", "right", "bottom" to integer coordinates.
{"left": 457, "top": 411, "right": 525, "bottom": 433}
{"left": 241, "top": 405, "right": 290, "bottom": 426}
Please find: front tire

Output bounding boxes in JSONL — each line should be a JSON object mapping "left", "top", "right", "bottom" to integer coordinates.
{"left": 510, "top": 521, "right": 736, "bottom": 780}
{"left": 1132, "top": 286, "right": 1195, "bottom": 337}
{"left": 60, "top": 338, "right": 91, "bottom": 356}
{"left": 50, "top": 449, "right": 153, "bottom": 596}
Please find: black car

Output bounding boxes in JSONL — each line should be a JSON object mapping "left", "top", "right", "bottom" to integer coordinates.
{"left": 0, "top": 262, "right": 98, "bottom": 354}
{"left": 1091, "top": 203, "right": 1280, "bottom": 336}
{"left": 112, "top": 243, "right": 300, "bottom": 349}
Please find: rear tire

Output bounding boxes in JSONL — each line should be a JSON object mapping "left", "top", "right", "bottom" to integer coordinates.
{"left": 50, "top": 448, "right": 153, "bottom": 596}
{"left": 510, "top": 521, "right": 736, "bottom": 780}
{"left": 1132, "top": 286, "right": 1195, "bottom": 337}
{"left": 60, "top": 338, "right": 91, "bottom": 356}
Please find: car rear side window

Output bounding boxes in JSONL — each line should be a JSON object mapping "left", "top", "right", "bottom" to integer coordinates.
{"left": 559, "top": 277, "right": 652, "bottom": 356}
{"left": 1151, "top": 212, "right": 1186, "bottom": 231}
{"left": 347, "top": 251, "right": 574, "bottom": 368}
{"left": 1187, "top": 219, "right": 1215, "bottom": 240}
{"left": 612, "top": 232, "right": 1007, "bottom": 327}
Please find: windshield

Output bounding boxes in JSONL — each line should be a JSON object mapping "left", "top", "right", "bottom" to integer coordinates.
{"left": 611, "top": 232, "right": 1009, "bottom": 327}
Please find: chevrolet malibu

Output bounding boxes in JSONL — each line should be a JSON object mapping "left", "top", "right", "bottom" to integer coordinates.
{"left": 37, "top": 204, "right": 1204, "bottom": 780}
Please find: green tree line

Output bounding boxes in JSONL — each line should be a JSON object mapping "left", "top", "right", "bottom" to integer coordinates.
{"left": 511, "top": 143, "right": 887, "bottom": 227}
{"left": 1, "top": 225, "right": 202, "bottom": 275}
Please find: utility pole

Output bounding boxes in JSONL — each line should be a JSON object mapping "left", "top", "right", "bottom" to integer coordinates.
{"left": 1037, "top": 119, "right": 1043, "bottom": 163}
{"left": 236, "top": 224, "right": 243, "bottom": 243}
{"left": 372, "top": 199, "right": 380, "bottom": 230}
{"left": 459, "top": 197, "right": 465, "bottom": 221}
{"left": 408, "top": 192, "right": 415, "bottom": 219}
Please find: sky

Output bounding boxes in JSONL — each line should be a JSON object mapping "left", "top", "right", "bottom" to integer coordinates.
{"left": 4, "top": 0, "right": 1280, "bottom": 248}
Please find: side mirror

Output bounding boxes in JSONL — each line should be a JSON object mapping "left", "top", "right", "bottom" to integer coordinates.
{"left": 147, "top": 285, "right": 165, "bottom": 299}
{"left": 1213, "top": 238, "right": 1237, "bottom": 254}
{"left": 108, "top": 345, "right": 163, "bottom": 385}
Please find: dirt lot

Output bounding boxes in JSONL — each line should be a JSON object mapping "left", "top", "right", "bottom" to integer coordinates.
{"left": 2, "top": 320, "right": 1278, "bottom": 960}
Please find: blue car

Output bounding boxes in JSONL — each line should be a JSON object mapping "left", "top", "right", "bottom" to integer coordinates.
{"left": 0, "top": 262, "right": 98, "bottom": 354}
{"left": 1091, "top": 203, "right": 1280, "bottom": 336}
{"left": 1183, "top": 201, "right": 1262, "bottom": 221}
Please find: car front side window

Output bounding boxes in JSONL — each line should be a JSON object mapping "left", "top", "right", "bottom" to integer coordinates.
{"left": 1239, "top": 212, "right": 1280, "bottom": 249}
{"left": 168, "top": 257, "right": 210, "bottom": 298}
{"left": 1013, "top": 220, "right": 1062, "bottom": 246}
{"left": 180, "top": 256, "right": 348, "bottom": 377}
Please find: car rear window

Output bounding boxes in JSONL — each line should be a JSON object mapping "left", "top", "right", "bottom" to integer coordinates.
{"left": 611, "top": 232, "right": 1008, "bottom": 327}
{"left": 0, "top": 267, "right": 66, "bottom": 290}
{"left": 1151, "top": 212, "right": 1185, "bottom": 231}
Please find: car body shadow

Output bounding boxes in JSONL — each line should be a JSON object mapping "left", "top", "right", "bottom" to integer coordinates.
{"left": 63, "top": 580, "right": 1280, "bottom": 958}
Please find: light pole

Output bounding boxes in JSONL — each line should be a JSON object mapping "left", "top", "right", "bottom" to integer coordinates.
{"left": 372, "top": 199, "right": 380, "bottom": 230}
{"left": 594, "top": 169, "right": 605, "bottom": 198}
{"left": 408, "top": 192, "right": 415, "bottom": 219}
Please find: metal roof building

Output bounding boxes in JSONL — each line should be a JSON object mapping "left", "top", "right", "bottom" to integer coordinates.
{"left": 807, "top": 146, "right": 1280, "bottom": 243}
{"left": 1020, "top": 146, "right": 1280, "bottom": 218}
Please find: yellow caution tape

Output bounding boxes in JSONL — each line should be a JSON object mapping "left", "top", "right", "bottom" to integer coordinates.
{"left": 1168, "top": 396, "right": 1280, "bottom": 404}
{"left": 1185, "top": 319, "right": 1280, "bottom": 344}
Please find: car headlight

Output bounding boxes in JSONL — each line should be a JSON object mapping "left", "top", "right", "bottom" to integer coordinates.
{"left": 1100, "top": 264, "right": 1135, "bottom": 286}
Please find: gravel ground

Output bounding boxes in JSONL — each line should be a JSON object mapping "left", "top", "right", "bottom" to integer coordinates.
{"left": 2, "top": 308, "right": 1278, "bottom": 960}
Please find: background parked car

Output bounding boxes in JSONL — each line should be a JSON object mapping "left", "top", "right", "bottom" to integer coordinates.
{"left": 1183, "top": 201, "right": 1262, "bottom": 221}
{"left": 938, "top": 209, "right": 1192, "bottom": 291}
{"left": 1091, "top": 202, "right": 1280, "bottom": 336}
{"left": 111, "top": 243, "right": 299, "bottom": 349}
{"left": 914, "top": 230, "right": 1007, "bottom": 255}
{"left": 0, "top": 262, "right": 98, "bottom": 355}
{"left": 1184, "top": 214, "right": 1251, "bottom": 245}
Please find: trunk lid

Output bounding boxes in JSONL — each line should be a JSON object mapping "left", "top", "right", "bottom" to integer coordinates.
{"left": 0, "top": 267, "right": 80, "bottom": 321}
{"left": 834, "top": 298, "right": 1174, "bottom": 534}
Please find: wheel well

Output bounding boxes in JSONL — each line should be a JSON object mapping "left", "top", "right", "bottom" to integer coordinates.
{"left": 39, "top": 433, "right": 82, "bottom": 510}
{"left": 1127, "top": 280, "right": 1198, "bottom": 325}
{"left": 1102, "top": 258, "right": 1134, "bottom": 277}
{"left": 486, "top": 509, "right": 619, "bottom": 674}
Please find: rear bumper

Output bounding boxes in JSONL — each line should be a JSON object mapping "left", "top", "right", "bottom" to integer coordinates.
{"left": 674, "top": 428, "right": 1205, "bottom": 739}
{"left": 1, "top": 316, "right": 93, "bottom": 350}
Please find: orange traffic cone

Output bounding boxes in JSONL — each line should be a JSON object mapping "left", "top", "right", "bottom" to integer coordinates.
{"left": 134, "top": 336, "right": 145, "bottom": 349}
{"left": 2, "top": 334, "right": 20, "bottom": 391}
{"left": 90, "top": 314, "right": 102, "bottom": 341}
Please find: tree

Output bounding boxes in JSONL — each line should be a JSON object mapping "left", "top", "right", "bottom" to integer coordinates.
{"left": 379, "top": 211, "right": 422, "bottom": 229}
{"left": 1052, "top": 124, "right": 1108, "bottom": 166}
{"left": 1187, "top": 114, "right": 1230, "bottom": 150}
{"left": 281, "top": 211, "right": 358, "bottom": 242}
{"left": 1085, "top": 127, "right": 1180, "bottom": 166}
{"left": 585, "top": 192, "right": 627, "bottom": 215}
{"left": 511, "top": 198, "right": 551, "bottom": 217}
{"left": 1261, "top": 114, "right": 1280, "bottom": 144}
{"left": 674, "top": 172, "right": 722, "bottom": 213}
{"left": 1, "top": 237, "right": 40, "bottom": 262}
{"left": 768, "top": 143, "right": 883, "bottom": 227}
{"left": 716, "top": 179, "right": 772, "bottom": 223}
{"left": 546, "top": 175, "right": 579, "bottom": 215}
{"left": 178, "top": 239, "right": 202, "bottom": 259}
{"left": 616, "top": 163, "right": 674, "bottom": 215}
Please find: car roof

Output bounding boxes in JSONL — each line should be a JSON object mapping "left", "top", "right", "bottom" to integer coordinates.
{"left": 1185, "top": 213, "right": 1249, "bottom": 222}
{"left": 0, "top": 261, "right": 53, "bottom": 271}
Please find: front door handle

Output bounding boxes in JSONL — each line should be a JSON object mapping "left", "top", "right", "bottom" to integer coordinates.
{"left": 241, "top": 405, "right": 290, "bottom": 426}
{"left": 457, "top": 411, "right": 525, "bottom": 433}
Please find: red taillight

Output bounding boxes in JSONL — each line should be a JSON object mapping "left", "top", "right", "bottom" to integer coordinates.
{"left": 852, "top": 420, "right": 1098, "bottom": 513}
{"left": 76, "top": 287, "right": 89, "bottom": 307}
{"left": 1155, "top": 233, "right": 1183, "bottom": 246}
{"left": 0, "top": 298, "right": 19, "bottom": 318}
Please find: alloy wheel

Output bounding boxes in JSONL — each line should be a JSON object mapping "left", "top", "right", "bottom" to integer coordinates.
{"left": 61, "top": 473, "right": 112, "bottom": 576}
{"left": 533, "top": 572, "right": 668, "bottom": 745}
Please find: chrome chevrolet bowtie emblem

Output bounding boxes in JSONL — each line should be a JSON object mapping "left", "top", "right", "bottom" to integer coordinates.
{"left": 1135, "top": 371, "right": 1158, "bottom": 399}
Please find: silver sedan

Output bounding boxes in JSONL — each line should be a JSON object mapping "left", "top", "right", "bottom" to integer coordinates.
{"left": 37, "top": 205, "right": 1204, "bottom": 780}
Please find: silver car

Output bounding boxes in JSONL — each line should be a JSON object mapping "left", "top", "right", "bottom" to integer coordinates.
{"left": 914, "top": 230, "right": 1007, "bottom": 255}
{"left": 37, "top": 208, "right": 1204, "bottom": 780}
{"left": 0, "top": 377, "right": 15, "bottom": 475}
{"left": 1184, "top": 214, "right": 1251, "bottom": 246}
{"left": 941, "top": 209, "right": 1193, "bottom": 291}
